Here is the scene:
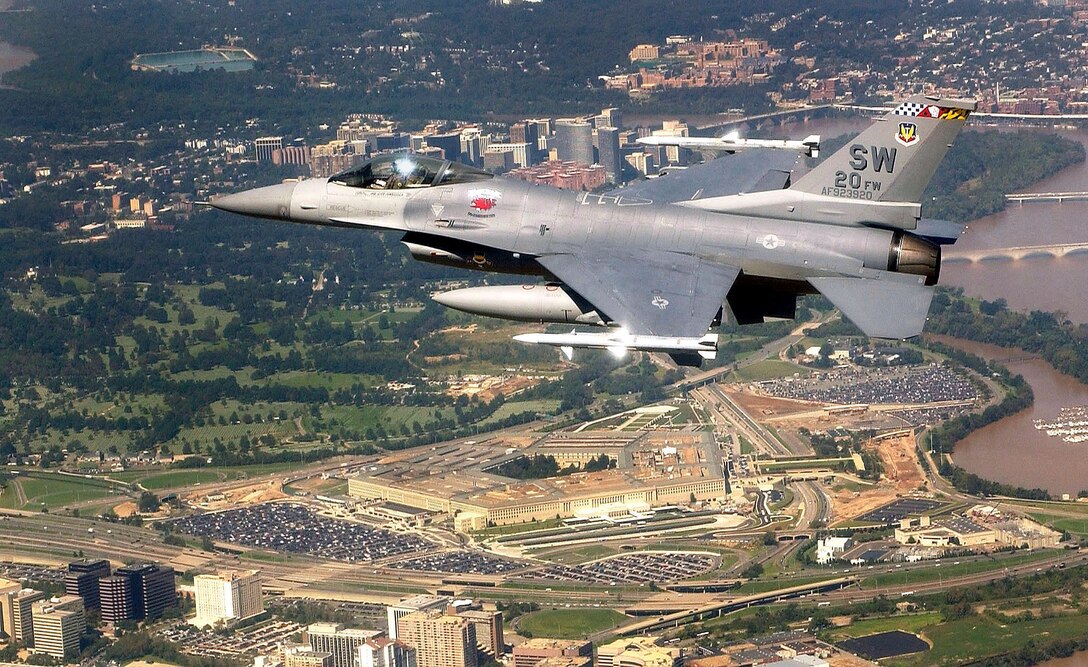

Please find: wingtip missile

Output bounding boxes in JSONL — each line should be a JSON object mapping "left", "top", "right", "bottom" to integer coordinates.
{"left": 513, "top": 330, "right": 718, "bottom": 362}
{"left": 636, "top": 134, "right": 821, "bottom": 157}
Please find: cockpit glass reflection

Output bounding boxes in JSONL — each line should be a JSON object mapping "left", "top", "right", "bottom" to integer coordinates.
{"left": 331, "top": 155, "right": 493, "bottom": 189}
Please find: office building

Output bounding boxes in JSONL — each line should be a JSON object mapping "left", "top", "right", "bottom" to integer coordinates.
{"left": 7, "top": 588, "right": 46, "bottom": 645}
{"left": 596, "top": 638, "right": 680, "bottom": 667}
{"left": 0, "top": 581, "right": 13, "bottom": 641}
{"left": 100, "top": 563, "right": 176, "bottom": 623}
{"left": 457, "top": 610, "right": 503, "bottom": 658}
{"left": 255, "top": 136, "right": 285, "bottom": 163}
{"left": 284, "top": 645, "right": 334, "bottom": 667}
{"left": 596, "top": 127, "right": 623, "bottom": 184}
{"left": 396, "top": 612, "right": 476, "bottom": 667}
{"left": 553, "top": 120, "right": 594, "bottom": 166}
{"left": 358, "top": 637, "right": 417, "bottom": 667}
{"left": 30, "top": 596, "right": 84, "bottom": 659}
{"left": 193, "top": 570, "right": 263, "bottom": 627}
{"left": 65, "top": 559, "right": 111, "bottom": 610}
{"left": 0, "top": 578, "right": 22, "bottom": 641}
{"left": 424, "top": 132, "right": 463, "bottom": 163}
{"left": 512, "top": 639, "right": 593, "bottom": 667}
{"left": 387, "top": 595, "right": 448, "bottom": 640}
{"left": 306, "top": 622, "right": 384, "bottom": 667}
{"left": 595, "top": 108, "right": 622, "bottom": 130}
{"left": 98, "top": 575, "right": 133, "bottom": 624}
{"left": 509, "top": 122, "right": 540, "bottom": 164}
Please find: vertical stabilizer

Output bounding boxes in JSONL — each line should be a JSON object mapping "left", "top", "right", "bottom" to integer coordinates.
{"left": 791, "top": 96, "right": 976, "bottom": 204}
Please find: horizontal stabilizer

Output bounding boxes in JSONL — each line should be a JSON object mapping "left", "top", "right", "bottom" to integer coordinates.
{"left": 809, "top": 276, "right": 934, "bottom": 339}
{"left": 914, "top": 218, "right": 966, "bottom": 245}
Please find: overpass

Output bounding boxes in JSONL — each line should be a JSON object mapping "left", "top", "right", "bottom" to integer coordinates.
{"left": 617, "top": 576, "right": 858, "bottom": 634}
{"left": 943, "top": 243, "right": 1088, "bottom": 263}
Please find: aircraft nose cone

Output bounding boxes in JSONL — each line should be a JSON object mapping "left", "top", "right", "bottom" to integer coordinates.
{"left": 211, "top": 182, "right": 297, "bottom": 220}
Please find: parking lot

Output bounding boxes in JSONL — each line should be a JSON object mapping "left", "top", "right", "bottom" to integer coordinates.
{"left": 174, "top": 502, "right": 434, "bottom": 562}
{"left": 758, "top": 365, "right": 976, "bottom": 405}
{"left": 857, "top": 498, "right": 946, "bottom": 524}
{"left": 528, "top": 551, "right": 717, "bottom": 585}
{"left": 388, "top": 550, "right": 525, "bottom": 575}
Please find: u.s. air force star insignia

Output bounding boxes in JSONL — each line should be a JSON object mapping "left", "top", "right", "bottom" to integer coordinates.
{"left": 760, "top": 234, "right": 782, "bottom": 250}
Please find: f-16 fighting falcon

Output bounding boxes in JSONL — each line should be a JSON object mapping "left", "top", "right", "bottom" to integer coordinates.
{"left": 213, "top": 95, "right": 975, "bottom": 366}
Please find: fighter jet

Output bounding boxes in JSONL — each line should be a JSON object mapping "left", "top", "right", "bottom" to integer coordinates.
{"left": 213, "top": 95, "right": 974, "bottom": 366}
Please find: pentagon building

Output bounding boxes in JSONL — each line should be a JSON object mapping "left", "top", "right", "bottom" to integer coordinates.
{"left": 347, "top": 432, "right": 726, "bottom": 527}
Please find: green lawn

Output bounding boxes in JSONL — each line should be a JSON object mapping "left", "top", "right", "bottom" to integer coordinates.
{"left": 893, "top": 613, "right": 1088, "bottom": 666}
{"left": 1027, "top": 511, "right": 1088, "bottom": 538}
{"left": 475, "top": 400, "right": 560, "bottom": 427}
{"left": 517, "top": 608, "right": 628, "bottom": 638}
{"left": 733, "top": 360, "right": 808, "bottom": 382}
{"left": 0, "top": 472, "right": 122, "bottom": 510}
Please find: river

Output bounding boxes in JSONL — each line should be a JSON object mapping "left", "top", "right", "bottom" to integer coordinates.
{"left": 765, "top": 115, "right": 1088, "bottom": 497}
{"left": 0, "top": 0, "right": 36, "bottom": 83}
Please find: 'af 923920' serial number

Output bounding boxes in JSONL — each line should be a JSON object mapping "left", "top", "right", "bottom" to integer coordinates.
{"left": 820, "top": 186, "right": 874, "bottom": 200}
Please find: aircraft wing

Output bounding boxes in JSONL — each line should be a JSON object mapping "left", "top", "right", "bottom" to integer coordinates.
{"left": 537, "top": 251, "right": 739, "bottom": 338}
{"left": 606, "top": 148, "right": 802, "bottom": 205}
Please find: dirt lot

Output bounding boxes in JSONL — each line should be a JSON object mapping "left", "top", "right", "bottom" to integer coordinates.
{"left": 831, "top": 434, "right": 926, "bottom": 522}
{"left": 727, "top": 389, "right": 822, "bottom": 419}
{"left": 185, "top": 481, "right": 286, "bottom": 509}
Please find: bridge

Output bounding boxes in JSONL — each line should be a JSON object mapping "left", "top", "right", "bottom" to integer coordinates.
{"left": 943, "top": 243, "right": 1088, "bottom": 263}
{"left": 1006, "top": 191, "right": 1088, "bottom": 203}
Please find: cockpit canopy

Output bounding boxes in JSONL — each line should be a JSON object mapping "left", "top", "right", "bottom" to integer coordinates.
{"left": 330, "top": 154, "right": 493, "bottom": 190}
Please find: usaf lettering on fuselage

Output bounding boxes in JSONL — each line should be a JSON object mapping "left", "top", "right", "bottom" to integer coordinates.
{"left": 822, "top": 144, "right": 898, "bottom": 200}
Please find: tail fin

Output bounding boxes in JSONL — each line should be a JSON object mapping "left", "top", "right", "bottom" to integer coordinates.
{"left": 792, "top": 95, "right": 976, "bottom": 203}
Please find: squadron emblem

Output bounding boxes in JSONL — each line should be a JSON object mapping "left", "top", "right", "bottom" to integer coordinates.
{"left": 896, "top": 122, "right": 919, "bottom": 147}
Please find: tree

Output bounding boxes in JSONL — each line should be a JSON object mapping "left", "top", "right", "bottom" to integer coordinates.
{"left": 741, "top": 562, "right": 764, "bottom": 579}
{"left": 137, "top": 492, "right": 160, "bottom": 513}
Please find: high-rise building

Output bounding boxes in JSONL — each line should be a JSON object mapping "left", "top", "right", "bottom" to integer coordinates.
{"left": 98, "top": 576, "right": 133, "bottom": 625}
{"left": 255, "top": 137, "right": 285, "bottom": 163}
{"left": 396, "top": 612, "right": 476, "bottom": 667}
{"left": 375, "top": 133, "right": 411, "bottom": 152}
{"left": 456, "top": 610, "right": 503, "bottom": 658}
{"left": 424, "top": 132, "right": 463, "bottom": 163}
{"left": 512, "top": 639, "right": 593, "bottom": 667}
{"left": 193, "top": 570, "right": 263, "bottom": 627}
{"left": 0, "top": 580, "right": 29, "bottom": 642}
{"left": 358, "top": 637, "right": 417, "bottom": 667}
{"left": 509, "top": 122, "right": 540, "bottom": 164}
{"left": 8, "top": 588, "right": 46, "bottom": 645}
{"left": 554, "top": 120, "right": 595, "bottom": 166}
{"left": 460, "top": 128, "right": 482, "bottom": 167}
{"left": 64, "top": 559, "right": 111, "bottom": 610}
{"left": 595, "top": 108, "right": 622, "bottom": 131}
{"left": 306, "top": 622, "right": 384, "bottom": 667}
{"left": 596, "top": 127, "right": 623, "bottom": 184}
{"left": 101, "top": 564, "right": 176, "bottom": 623}
{"left": 30, "top": 596, "right": 84, "bottom": 659}
{"left": 386, "top": 595, "right": 448, "bottom": 640}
